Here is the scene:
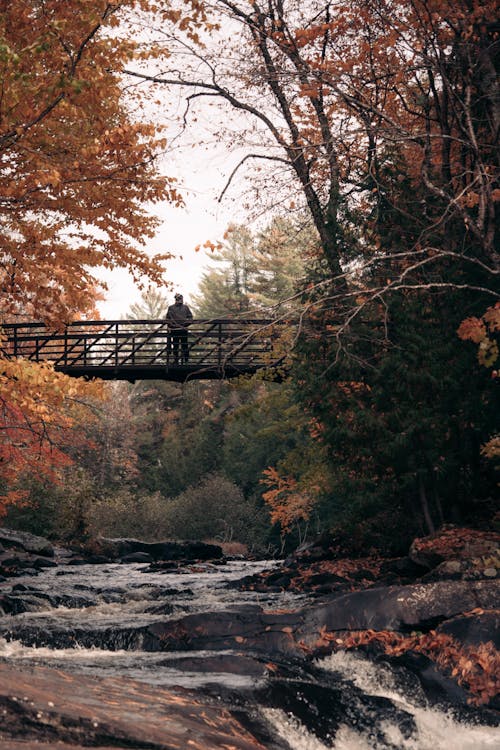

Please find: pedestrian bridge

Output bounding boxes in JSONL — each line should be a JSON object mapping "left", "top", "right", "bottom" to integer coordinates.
{"left": 0, "top": 319, "right": 286, "bottom": 382}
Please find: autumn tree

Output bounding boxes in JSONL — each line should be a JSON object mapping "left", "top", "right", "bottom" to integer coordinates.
{"left": 127, "top": 0, "right": 498, "bottom": 316}
{"left": 128, "top": 0, "right": 498, "bottom": 545}
{"left": 0, "top": 1, "right": 185, "bottom": 512}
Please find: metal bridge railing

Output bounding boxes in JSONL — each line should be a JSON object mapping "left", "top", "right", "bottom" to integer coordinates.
{"left": 0, "top": 319, "right": 284, "bottom": 380}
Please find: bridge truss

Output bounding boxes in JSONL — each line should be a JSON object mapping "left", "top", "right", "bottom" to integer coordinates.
{"left": 0, "top": 319, "right": 284, "bottom": 382}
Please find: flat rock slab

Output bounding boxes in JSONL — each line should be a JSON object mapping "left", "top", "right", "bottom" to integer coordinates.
{"left": 301, "top": 579, "right": 500, "bottom": 641}
{"left": 0, "top": 662, "right": 267, "bottom": 750}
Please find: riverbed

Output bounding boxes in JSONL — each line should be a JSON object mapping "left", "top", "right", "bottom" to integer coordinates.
{"left": 1, "top": 557, "right": 499, "bottom": 749}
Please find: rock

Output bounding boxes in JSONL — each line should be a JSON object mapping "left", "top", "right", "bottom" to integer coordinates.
{"left": 379, "top": 651, "right": 476, "bottom": 707}
{"left": 437, "top": 611, "right": 500, "bottom": 649}
{"left": 143, "top": 607, "right": 302, "bottom": 655}
{"left": 0, "top": 661, "right": 269, "bottom": 750}
{"left": 97, "top": 537, "right": 223, "bottom": 562}
{"left": 120, "top": 551, "right": 153, "bottom": 564}
{"left": 144, "top": 601, "right": 174, "bottom": 615}
{"left": 437, "top": 559, "right": 462, "bottom": 575}
{"left": 382, "top": 556, "right": 431, "bottom": 580}
{"left": 32, "top": 556, "right": 58, "bottom": 569}
{"left": 483, "top": 567, "right": 497, "bottom": 578}
{"left": 257, "top": 677, "right": 417, "bottom": 746}
{"left": 0, "top": 527, "right": 54, "bottom": 557}
{"left": 409, "top": 538, "right": 444, "bottom": 570}
{"left": 300, "top": 580, "right": 500, "bottom": 642}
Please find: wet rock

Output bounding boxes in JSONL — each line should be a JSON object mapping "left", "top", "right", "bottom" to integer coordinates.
{"left": 144, "top": 601, "right": 174, "bottom": 615}
{"left": 437, "top": 610, "right": 500, "bottom": 649}
{"left": 142, "top": 607, "right": 303, "bottom": 655}
{"left": 164, "top": 652, "right": 268, "bottom": 679}
{"left": 301, "top": 580, "right": 500, "bottom": 640}
{"left": 0, "top": 589, "right": 96, "bottom": 615}
{"left": 32, "top": 556, "right": 58, "bottom": 569}
{"left": 258, "top": 677, "right": 417, "bottom": 746}
{"left": 0, "top": 527, "right": 54, "bottom": 557}
{"left": 380, "top": 651, "right": 472, "bottom": 706}
{"left": 120, "top": 551, "right": 153, "bottom": 564}
{"left": 0, "top": 551, "right": 48, "bottom": 578}
{"left": 0, "top": 662, "right": 270, "bottom": 750}
{"left": 97, "top": 537, "right": 223, "bottom": 562}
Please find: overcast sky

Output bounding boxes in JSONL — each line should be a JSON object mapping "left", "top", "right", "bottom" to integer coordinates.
{"left": 96, "top": 111, "right": 253, "bottom": 319}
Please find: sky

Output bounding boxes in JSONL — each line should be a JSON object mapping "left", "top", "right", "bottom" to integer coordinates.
{"left": 96, "top": 120, "right": 250, "bottom": 321}
{"left": 96, "top": 155, "right": 237, "bottom": 319}
{"left": 96, "top": 196, "right": 230, "bottom": 319}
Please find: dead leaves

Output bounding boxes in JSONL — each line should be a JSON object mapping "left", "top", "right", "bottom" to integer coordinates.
{"left": 334, "top": 624, "right": 500, "bottom": 705}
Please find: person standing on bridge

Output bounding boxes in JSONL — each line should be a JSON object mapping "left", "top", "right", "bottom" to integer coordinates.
{"left": 166, "top": 292, "right": 193, "bottom": 364}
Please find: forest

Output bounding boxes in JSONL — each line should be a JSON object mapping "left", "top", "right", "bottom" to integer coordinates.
{"left": 1, "top": 0, "right": 498, "bottom": 557}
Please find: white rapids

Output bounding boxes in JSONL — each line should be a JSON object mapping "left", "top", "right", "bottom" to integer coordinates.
{"left": 263, "top": 651, "right": 500, "bottom": 750}
{"left": 1, "top": 561, "right": 498, "bottom": 749}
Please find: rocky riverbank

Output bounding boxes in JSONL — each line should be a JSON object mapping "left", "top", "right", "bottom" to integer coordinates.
{"left": 0, "top": 525, "right": 499, "bottom": 749}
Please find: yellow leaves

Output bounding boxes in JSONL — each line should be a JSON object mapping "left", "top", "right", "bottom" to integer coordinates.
{"left": 480, "top": 436, "right": 500, "bottom": 460}
{"left": 478, "top": 338, "right": 499, "bottom": 368}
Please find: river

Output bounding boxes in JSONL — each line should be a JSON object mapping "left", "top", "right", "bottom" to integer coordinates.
{"left": 1, "top": 558, "right": 498, "bottom": 749}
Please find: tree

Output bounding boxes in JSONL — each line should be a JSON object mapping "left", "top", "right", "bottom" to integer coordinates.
{"left": 127, "top": 287, "right": 170, "bottom": 320}
{"left": 0, "top": 0, "right": 182, "bottom": 325}
{"left": 128, "top": 0, "right": 498, "bottom": 546}
{"left": 0, "top": 1, "right": 182, "bottom": 510}
{"left": 193, "top": 217, "right": 307, "bottom": 317}
{"left": 193, "top": 225, "right": 257, "bottom": 317}
{"left": 126, "top": 0, "right": 498, "bottom": 319}
{"left": 0, "top": 358, "right": 103, "bottom": 512}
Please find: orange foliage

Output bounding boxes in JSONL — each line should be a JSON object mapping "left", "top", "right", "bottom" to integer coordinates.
{"left": 0, "top": 1, "right": 198, "bottom": 509}
{"left": 261, "top": 466, "right": 319, "bottom": 534}
{"left": 0, "top": 358, "right": 102, "bottom": 513}
{"left": 412, "top": 527, "right": 499, "bottom": 560}
{"left": 458, "top": 303, "right": 500, "bottom": 371}
{"left": 0, "top": 0, "right": 181, "bottom": 325}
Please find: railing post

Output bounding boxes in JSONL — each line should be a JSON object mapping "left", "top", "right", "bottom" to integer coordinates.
{"left": 64, "top": 326, "right": 68, "bottom": 367}
{"left": 218, "top": 321, "right": 222, "bottom": 366}
{"left": 115, "top": 322, "right": 119, "bottom": 367}
{"left": 13, "top": 326, "right": 18, "bottom": 358}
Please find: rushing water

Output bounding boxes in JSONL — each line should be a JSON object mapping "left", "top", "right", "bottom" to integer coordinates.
{"left": 1, "top": 559, "right": 498, "bottom": 749}
{"left": 265, "top": 652, "right": 500, "bottom": 750}
{"left": 0, "top": 559, "right": 301, "bottom": 688}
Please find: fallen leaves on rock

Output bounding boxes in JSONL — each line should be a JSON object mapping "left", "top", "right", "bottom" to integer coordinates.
{"left": 329, "top": 619, "right": 500, "bottom": 705}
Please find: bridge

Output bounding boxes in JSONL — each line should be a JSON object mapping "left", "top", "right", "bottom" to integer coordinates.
{"left": 0, "top": 319, "right": 285, "bottom": 382}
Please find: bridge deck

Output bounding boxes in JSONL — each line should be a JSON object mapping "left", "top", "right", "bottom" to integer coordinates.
{"left": 0, "top": 319, "right": 282, "bottom": 381}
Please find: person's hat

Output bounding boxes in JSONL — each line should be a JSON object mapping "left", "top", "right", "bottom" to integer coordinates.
{"left": 175, "top": 293, "right": 183, "bottom": 300}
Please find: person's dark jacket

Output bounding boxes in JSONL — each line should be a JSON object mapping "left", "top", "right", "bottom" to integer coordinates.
{"left": 166, "top": 302, "right": 193, "bottom": 329}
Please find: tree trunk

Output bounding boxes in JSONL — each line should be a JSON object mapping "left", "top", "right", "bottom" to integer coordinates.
{"left": 418, "top": 472, "right": 435, "bottom": 535}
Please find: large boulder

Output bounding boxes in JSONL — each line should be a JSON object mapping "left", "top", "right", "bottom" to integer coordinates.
{"left": 97, "top": 537, "right": 223, "bottom": 562}
{"left": 300, "top": 580, "right": 500, "bottom": 643}
{"left": 0, "top": 528, "right": 54, "bottom": 557}
{"left": 0, "top": 661, "right": 269, "bottom": 750}
{"left": 409, "top": 527, "right": 499, "bottom": 571}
